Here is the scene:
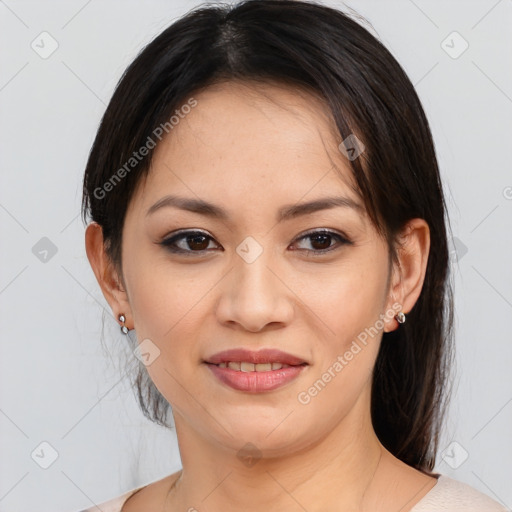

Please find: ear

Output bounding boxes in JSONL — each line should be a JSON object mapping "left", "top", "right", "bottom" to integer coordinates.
{"left": 383, "top": 218, "right": 430, "bottom": 333}
{"left": 85, "top": 222, "right": 133, "bottom": 329}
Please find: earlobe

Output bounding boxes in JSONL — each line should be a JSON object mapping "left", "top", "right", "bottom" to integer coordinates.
{"left": 383, "top": 218, "right": 430, "bottom": 333}
{"left": 85, "top": 222, "right": 133, "bottom": 326}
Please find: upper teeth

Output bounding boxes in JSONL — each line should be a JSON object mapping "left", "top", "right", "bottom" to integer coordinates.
{"left": 217, "top": 362, "right": 291, "bottom": 372}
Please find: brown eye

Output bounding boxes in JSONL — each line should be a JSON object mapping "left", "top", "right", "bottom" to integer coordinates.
{"left": 186, "top": 233, "right": 210, "bottom": 250}
{"left": 309, "top": 233, "right": 332, "bottom": 250}
{"left": 291, "top": 229, "right": 352, "bottom": 256}
{"left": 160, "top": 230, "right": 221, "bottom": 254}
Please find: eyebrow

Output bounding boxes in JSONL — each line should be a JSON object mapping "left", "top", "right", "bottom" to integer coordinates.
{"left": 146, "top": 194, "right": 364, "bottom": 222}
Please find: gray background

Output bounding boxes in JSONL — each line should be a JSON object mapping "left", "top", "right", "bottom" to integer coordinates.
{"left": 1, "top": 1, "right": 511, "bottom": 511}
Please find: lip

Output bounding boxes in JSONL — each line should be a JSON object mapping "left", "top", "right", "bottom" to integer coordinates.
{"left": 205, "top": 363, "right": 308, "bottom": 392}
{"left": 204, "top": 348, "right": 308, "bottom": 366}
{"left": 203, "top": 348, "right": 308, "bottom": 393}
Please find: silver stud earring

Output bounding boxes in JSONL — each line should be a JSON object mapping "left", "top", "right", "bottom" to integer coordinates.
{"left": 119, "top": 314, "right": 129, "bottom": 334}
{"left": 395, "top": 311, "right": 406, "bottom": 324}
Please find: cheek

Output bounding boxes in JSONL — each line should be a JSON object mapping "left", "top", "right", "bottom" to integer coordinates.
{"left": 295, "top": 342, "right": 378, "bottom": 430}
{"left": 122, "top": 268, "right": 204, "bottom": 407}
{"left": 297, "top": 277, "right": 383, "bottom": 416}
{"left": 300, "top": 263, "right": 387, "bottom": 340}
{"left": 124, "top": 247, "right": 211, "bottom": 338}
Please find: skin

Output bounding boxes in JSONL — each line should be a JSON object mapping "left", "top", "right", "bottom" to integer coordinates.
{"left": 85, "top": 81, "right": 435, "bottom": 511}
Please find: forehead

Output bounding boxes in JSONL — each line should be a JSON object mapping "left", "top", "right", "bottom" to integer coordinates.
{"left": 135, "top": 80, "right": 365, "bottom": 220}
{"left": 164, "top": 79, "right": 346, "bottom": 164}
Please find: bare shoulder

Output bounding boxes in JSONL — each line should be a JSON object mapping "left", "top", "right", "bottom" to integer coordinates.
{"left": 121, "top": 470, "right": 182, "bottom": 511}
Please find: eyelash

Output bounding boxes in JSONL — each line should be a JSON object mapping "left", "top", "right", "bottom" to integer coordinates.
{"left": 159, "top": 229, "right": 352, "bottom": 257}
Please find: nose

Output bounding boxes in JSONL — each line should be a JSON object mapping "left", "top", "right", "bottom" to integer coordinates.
{"left": 215, "top": 247, "right": 294, "bottom": 332}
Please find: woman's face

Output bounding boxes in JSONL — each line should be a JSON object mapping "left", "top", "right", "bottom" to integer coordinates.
{"left": 118, "top": 81, "right": 401, "bottom": 456}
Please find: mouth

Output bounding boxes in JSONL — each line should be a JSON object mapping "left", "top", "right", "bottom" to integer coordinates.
{"left": 204, "top": 361, "right": 308, "bottom": 393}
{"left": 203, "top": 348, "right": 309, "bottom": 392}
{"left": 205, "top": 361, "right": 308, "bottom": 372}
{"left": 203, "top": 348, "right": 309, "bottom": 368}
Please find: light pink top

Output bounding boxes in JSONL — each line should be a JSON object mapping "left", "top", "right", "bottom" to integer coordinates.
{"left": 76, "top": 475, "right": 509, "bottom": 512}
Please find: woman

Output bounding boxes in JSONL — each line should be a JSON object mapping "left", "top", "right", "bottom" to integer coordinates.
{"left": 79, "top": 0, "right": 507, "bottom": 510}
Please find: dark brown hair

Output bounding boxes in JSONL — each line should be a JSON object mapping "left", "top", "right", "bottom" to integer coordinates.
{"left": 81, "top": 0, "right": 454, "bottom": 473}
